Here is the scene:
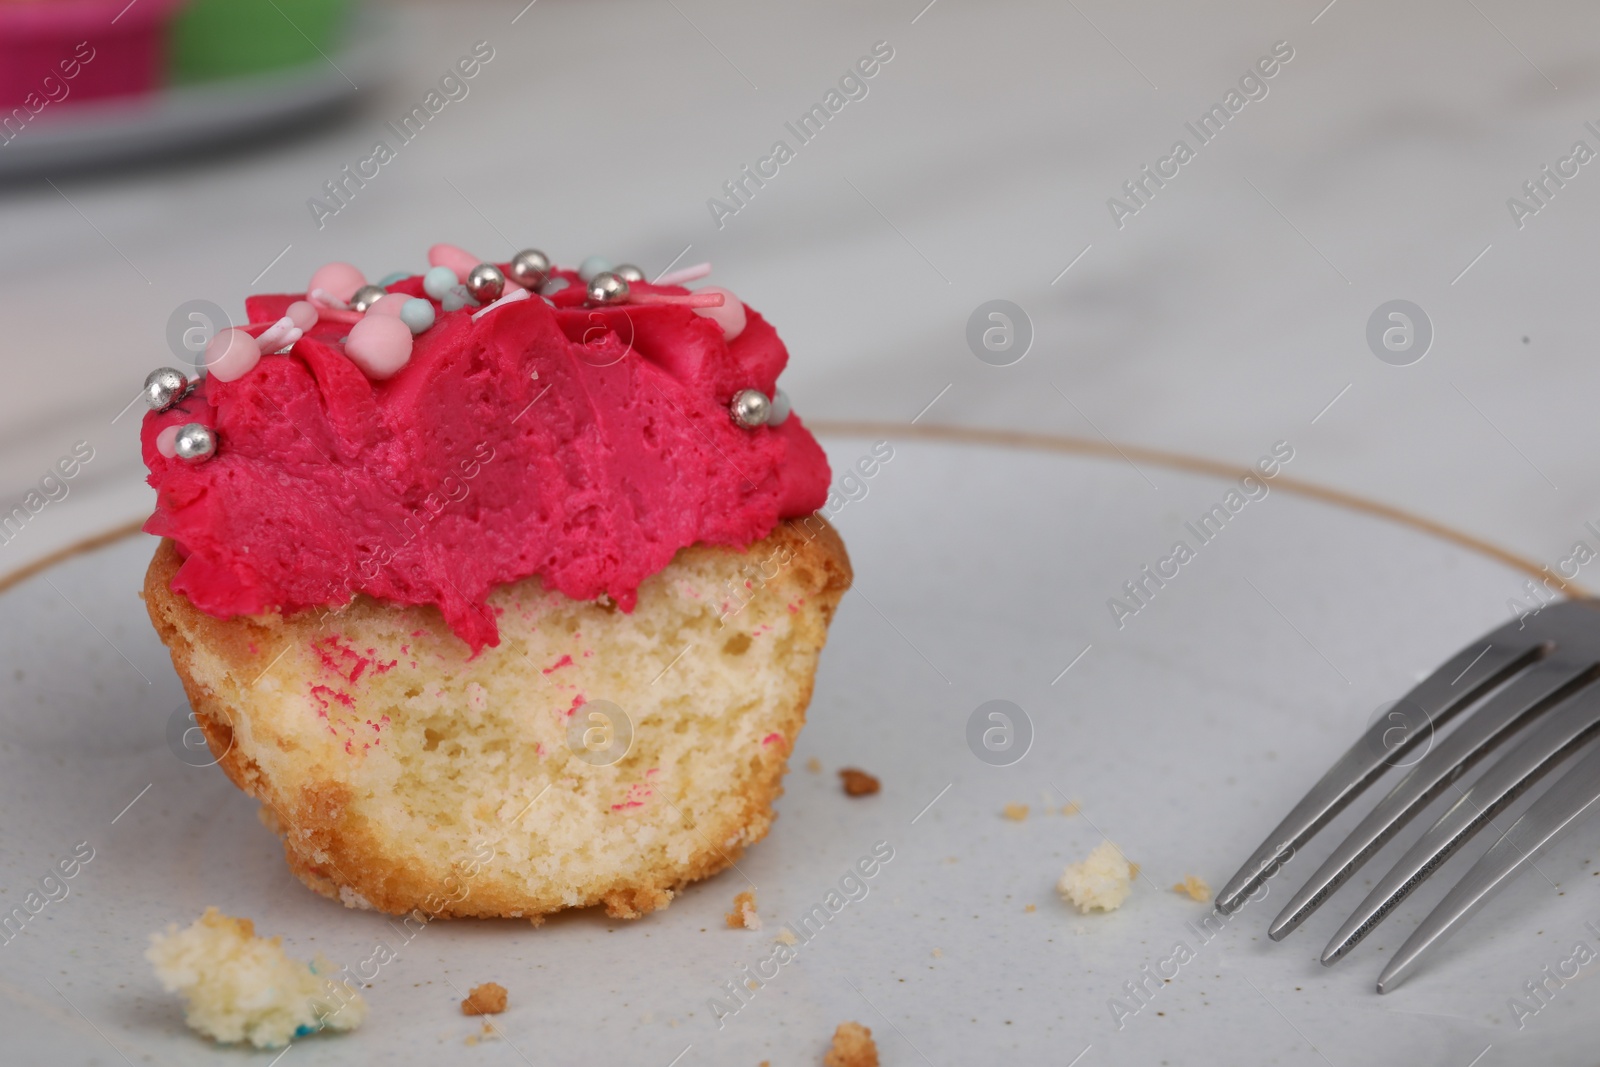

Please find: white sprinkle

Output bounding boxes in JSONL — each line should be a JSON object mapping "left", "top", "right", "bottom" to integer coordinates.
{"left": 472, "top": 287, "right": 531, "bottom": 321}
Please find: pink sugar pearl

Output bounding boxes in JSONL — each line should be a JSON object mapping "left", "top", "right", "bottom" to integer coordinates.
{"left": 692, "top": 287, "right": 746, "bottom": 340}
{"left": 368, "top": 292, "right": 410, "bottom": 317}
{"left": 286, "top": 300, "right": 319, "bottom": 331}
{"left": 308, "top": 262, "right": 366, "bottom": 305}
{"left": 203, "top": 327, "right": 261, "bottom": 382}
{"left": 427, "top": 243, "right": 479, "bottom": 282}
{"left": 156, "top": 425, "right": 180, "bottom": 458}
{"left": 345, "top": 314, "right": 413, "bottom": 379}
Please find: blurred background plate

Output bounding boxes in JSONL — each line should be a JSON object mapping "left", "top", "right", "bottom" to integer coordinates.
{"left": 0, "top": 18, "right": 384, "bottom": 182}
{"left": 2, "top": 430, "right": 1595, "bottom": 1066}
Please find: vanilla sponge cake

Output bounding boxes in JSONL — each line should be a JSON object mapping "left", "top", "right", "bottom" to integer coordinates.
{"left": 145, "top": 517, "right": 850, "bottom": 920}
{"left": 146, "top": 907, "right": 366, "bottom": 1048}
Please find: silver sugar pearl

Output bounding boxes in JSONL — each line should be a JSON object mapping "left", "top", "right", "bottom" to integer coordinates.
{"left": 587, "top": 271, "right": 630, "bottom": 306}
{"left": 174, "top": 423, "right": 216, "bottom": 462}
{"left": 466, "top": 263, "right": 506, "bottom": 304}
{"left": 349, "top": 284, "right": 387, "bottom": 313}
{"left": 509, "top": 249, "right": 551, "bottom": 288}
{"left": 614, "top": 263, "right": 646, "bottom": 283}
{"left": 144, "top": 367, "right": 189, "bottom": 412}
{"left": 730, "top": 388, "right": 771, "bottom": 429}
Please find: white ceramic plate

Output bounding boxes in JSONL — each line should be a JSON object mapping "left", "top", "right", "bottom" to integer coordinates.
{"left": 3, "top": 431, "right": 1596, "bottom": 1066}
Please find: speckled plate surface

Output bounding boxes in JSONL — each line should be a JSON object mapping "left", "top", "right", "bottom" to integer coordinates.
{"left": 3, "top": 431, "right": 1596, "bottom": 1066}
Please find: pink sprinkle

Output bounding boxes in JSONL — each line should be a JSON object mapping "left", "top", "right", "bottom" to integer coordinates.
{"left": 691, "top": 287, "right": 746, "bottom": 340}
{"left": 156, "top": 424, "right": 180, "bottom": 458}
{"left": 308, "top": 261, "right": 365, "bottom": 305}
{"left": 761, "top": 732, "right": 785, "bottom": 748}
{"left": 646, "top": 767, "right": 660, "bottom": 777}
{"left": 344, "top": 315, "right": 413, "bottom": 380}
{"left": 203, "top": 327, "right": 262, "bottom": 382}
{"left": 426, "top": 242, "right": 488, "bottom": 283}
{"left": 286, "top": 300, "right": 319, "bottom": 331}
{"left": 542, "top": 654, "right": 574, "bottom": 675}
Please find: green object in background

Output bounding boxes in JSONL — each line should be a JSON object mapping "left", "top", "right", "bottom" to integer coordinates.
{"left": 169, "top": 0, "right": 353, "bottom": 83}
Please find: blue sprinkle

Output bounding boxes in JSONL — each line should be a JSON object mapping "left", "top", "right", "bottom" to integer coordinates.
{"left": 441, "top": 285, "right": 472, "bottom": 312}
{"left": 422, "top": 266, "right": 458, "bottom": 301}
{"left": 378, "top": 271, "right": 409, "bottom": 289}
{"left": 294, "top": 1024, "right": 316, "bottom": 1037}
{"left": 400, "top": 298, "right": 436, "bottom": 334}
{"left": 542, "top": 277, "right": 569, "bottom": 295}
{"left": 769, "top": 387, "right": 792, "bottom": 425}
{"left": 578, "top": 255, "right": 612, "bottom": 282}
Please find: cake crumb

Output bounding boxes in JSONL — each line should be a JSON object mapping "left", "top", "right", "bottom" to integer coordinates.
{"left": 1024, "top": 903, "right": 1037, "bottom": 913}
{"left": 725, "top": 890, "right": 761, "bottom": 930}
{"left": 460, "top": 983, "right": 508, "bottom": 1016}
{"left": 1056, "top": 840, "right": 1135, "bottom": 914}
{"left": 1172, "top": 875, "right": 1212, "bottom": 902}
{"left": 775, "top": 927, "right": 799, "bottom": 946}
{"left": 824, "top": 1021, "right": 879, "bottom": 1067}
{"left": 806, "top": 757, "right": 823, "bottom": 774}
{"left": 145, "top": 907, "right": 364, "bottom": 1048}
{"left": 1003, "top": 803, "right": 1029, "bottom": 822}
{"left": 1060, "top": 801, "right": 1080, "bottom": 816}
{"left": 931, "top": 947, "right": 943, "bottom": 958}
{"left": 838, "top": 768, "right": 880, "bottom": 796}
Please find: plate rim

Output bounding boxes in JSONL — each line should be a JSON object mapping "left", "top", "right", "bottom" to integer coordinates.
{"left": 0, "top": 421, "right": 1563, "bottom": 598}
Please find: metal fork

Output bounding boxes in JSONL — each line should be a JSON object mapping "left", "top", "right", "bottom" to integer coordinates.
{"left": 1216, "top": 599, "right": 1600, "bottom": 992}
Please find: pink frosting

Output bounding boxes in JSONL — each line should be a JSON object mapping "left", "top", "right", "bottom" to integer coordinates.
{"left": 140, "top": 269, "right": 828, "bottom": 652}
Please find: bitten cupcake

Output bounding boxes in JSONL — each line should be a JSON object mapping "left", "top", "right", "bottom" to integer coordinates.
{"left": 139, "top": 245, "right": 851, "bottom": 920}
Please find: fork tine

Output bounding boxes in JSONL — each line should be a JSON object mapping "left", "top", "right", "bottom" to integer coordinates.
{"left": 1214, "top": 626, "right": 1547, "bottom": 915}
{"left": 1320, "top": 682, "right": 1600, "bottom": 964}
{"left": 1267, "top": 657, "right": 1598, "bottom": 940}
{"left": 1377, "top": 740, "right": 1600, "bottom": 992}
